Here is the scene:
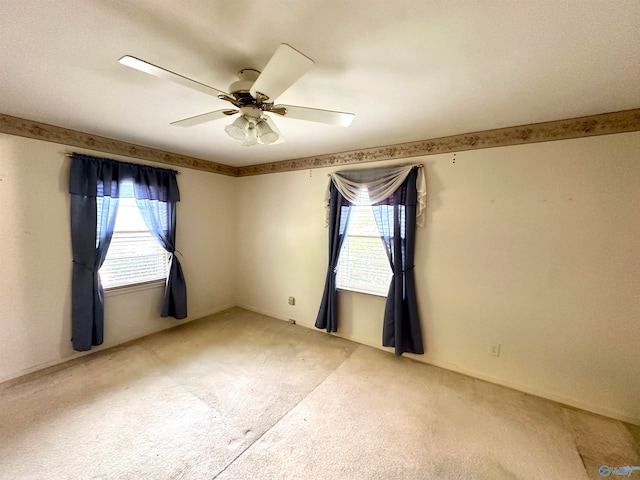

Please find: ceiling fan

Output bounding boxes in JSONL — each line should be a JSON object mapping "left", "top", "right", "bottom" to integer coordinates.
{"left": 119, "top": 44, "right": 355, "bottom": 146}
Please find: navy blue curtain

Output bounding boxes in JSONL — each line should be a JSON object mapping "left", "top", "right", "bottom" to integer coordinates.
{"left": 371, "top": 167, "right": 423, "bottom": 355}
{"left": 315, "top": 183, "right": 352, "bottom": 332}
{"left": 69, "top": 154, "right": 184, "bottom": 351}
{"left": 69, "top": 157, "right": 122, "bottom": 351}
{"left": 135, "top": 191, "right": 187, "bottom": 319}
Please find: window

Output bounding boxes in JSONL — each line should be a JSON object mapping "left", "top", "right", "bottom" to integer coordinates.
{"left": 336, "top": 188, "right": 392, "bottom": 296}
{"left": 99, "top": 194, "right": 168, "bottom": 290}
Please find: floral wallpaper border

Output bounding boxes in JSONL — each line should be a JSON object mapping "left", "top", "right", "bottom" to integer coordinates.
{"left": 0, "top": 114, "right": 239, "bottom": 177}
{"left": 2, "top": 109, "right": 640, "bottom": 178}
{"left": 237, "top": 108, "right": 640, "bottom": 176}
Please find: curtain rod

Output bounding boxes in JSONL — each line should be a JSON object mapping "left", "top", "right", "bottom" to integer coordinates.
{"left": 326, "top": 163, "right": 423, "bottom": 176}
{"left": 65, "top": 152, "right": 181, "bottom": 174}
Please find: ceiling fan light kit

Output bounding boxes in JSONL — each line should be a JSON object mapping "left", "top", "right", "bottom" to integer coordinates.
{"left": 118, "top": 44, "right": 354, "bottom": 146}
{"left": 242, "top": 125, "right": 259, "bottom": 147}
{"left": 223, "top": 105, "right": 281, "bottom": 145}
{"left": 255, "top": 119, "right": 278, "bottom": 145}
{"left": 224, "top": 116, "right": 250, "bottom": 141}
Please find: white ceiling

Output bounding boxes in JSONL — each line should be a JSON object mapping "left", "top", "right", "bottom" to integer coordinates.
{"left": 2, "top": 1, "right": 640, "bottom": 167}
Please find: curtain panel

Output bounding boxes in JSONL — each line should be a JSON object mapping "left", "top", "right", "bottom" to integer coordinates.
{"left": 69, "top": 154, "right": 185, "bottom": 351}
{"left": 316, "top": 164, "right": 424, "bottom": 355}
{"left": 315, "top": 183, "right": 352, "bottom": 332}
{"left": 371, "top": 168, "right": 424, "bottom": 355}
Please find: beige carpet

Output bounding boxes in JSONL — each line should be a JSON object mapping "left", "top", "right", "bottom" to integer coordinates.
{"left": 0, "top": 308, "right": 637, "bottom": 479}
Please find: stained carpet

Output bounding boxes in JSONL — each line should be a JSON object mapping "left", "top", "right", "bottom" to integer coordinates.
{"left": 0, "top": 308, "right": 637, "bottom": 479}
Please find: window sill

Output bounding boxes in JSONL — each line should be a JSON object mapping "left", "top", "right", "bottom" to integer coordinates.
{"left": 104, "top": 279, "right": 166, "bottom": 297}
{"left": 337, "top": 287, "right": 388, "bottom": 298}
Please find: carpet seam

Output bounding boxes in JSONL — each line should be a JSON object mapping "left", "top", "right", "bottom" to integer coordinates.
{"left": 211, "top": 344, "right": 361, "bottom": 479}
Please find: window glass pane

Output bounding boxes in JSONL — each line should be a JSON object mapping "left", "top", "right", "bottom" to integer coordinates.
{"left": 348, "top": 204, "right": 381, "bottom": 236}
{"left": 336, "top": 187, "right": 392, "bottom": 296}
{"left": 100, "top": 195, "right": 168, "bottom": 289}
{"left": 114, "top": 202, "right": 145, "bottom": 232}
{"left": 337, "top": 235, "right": 392, "bottom": 296}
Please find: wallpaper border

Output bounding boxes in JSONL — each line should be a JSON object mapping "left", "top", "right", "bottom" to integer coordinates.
{"left": 238, "top": 108, "right": 640, "bottom": 176}
{"left": 0, "top": 113, "right": 239, "bottom": 177}
{"left": 2, "top": 108, "right": 640, "bottom": 177}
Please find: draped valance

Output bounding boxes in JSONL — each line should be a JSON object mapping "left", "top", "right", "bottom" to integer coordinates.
{"left": 69, "top": 154, "right": 180, "bottom": 202}
{"left": 325, "top": 164, "right": 426, "bottom": 226}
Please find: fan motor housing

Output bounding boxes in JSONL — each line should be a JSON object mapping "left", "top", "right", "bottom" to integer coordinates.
{"left": 226, "top": 68, "right": 272, "bottom": 109}
{"left": 228, "top": 69, "right": 259, "bottom": 94}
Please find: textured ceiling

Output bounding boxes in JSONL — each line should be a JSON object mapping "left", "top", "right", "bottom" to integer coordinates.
{"left": 2, "top": 0, "right": 640, "bottom": 167}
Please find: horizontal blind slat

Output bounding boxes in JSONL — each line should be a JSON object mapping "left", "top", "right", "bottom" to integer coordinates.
{"left": 337, "top": 198, "right": 391, "bottom": 296}
{"left": 99, "top": 194, "right": 169, "bottom": 289}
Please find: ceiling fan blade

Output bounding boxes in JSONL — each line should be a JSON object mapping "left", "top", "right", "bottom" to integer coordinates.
{"left": 250, "top": 44, "right": 314, "bottom": 101}
{"left": 119, "top": 55, "right": 227, "bottom": 97}
{"left": 273, "top": 105, "right": 355, "bottom": 127}
{"left": 170, "top": 109, "right": 235, "bottom": 127}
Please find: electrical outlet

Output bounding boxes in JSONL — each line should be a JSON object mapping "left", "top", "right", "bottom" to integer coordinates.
{"left": 490, "top": 342, "right": 501, "bottom": 357}
{"left": 288, "top": 296, "right": 295, "bottom": 306}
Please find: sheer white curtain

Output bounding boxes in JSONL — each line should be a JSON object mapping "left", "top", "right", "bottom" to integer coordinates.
{"left": 325, "top": 164, "right": 426, "bottom": 227}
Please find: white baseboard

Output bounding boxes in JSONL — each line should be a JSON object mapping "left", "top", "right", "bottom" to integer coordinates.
{"left": 417, "top": 356, "right": 640, "bottom": 427}
{"left": 5, "top": 303, "right": 638, "bottom": 426}
{"left": 189, "top": 303, "right": 236, "bottom": 321}
{"left": 235, "top": 303, "right": 290, "bottom": 323}
{"left": 0, "top": 303, "right": 236, "bottom": 385}
{"left": 239, "top": 305, "right": 640, "bottom": 426}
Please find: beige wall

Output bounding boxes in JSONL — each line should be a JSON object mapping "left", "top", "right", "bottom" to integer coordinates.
{"left": 1, "top": 130, "right": 638, "bottom": 424}
{"left": 236, "top": 132, "right": 640, "bottom": 424}
{"left": 0, "top": 133, "right": 236, "bottom": 383}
